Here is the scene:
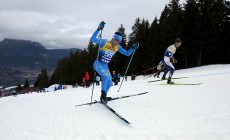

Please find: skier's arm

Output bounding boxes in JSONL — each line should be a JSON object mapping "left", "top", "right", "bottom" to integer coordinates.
{"left": 118, "top": 45, "right": 134, "bottom": 56}
{"left": 117, "top": 43, "right": 139, "bottom": 56}
{"left": 165, "top": 50, "right": 175, "bottom": 59}
{"left": 90, "top": 21, "right": 106, "bottom": 45}
{"left": 90, "top": 29, "right": 106, "bottom": 48}
{"left": 166, "top": 50, "right": 177, "bottom": 63}
{"left": 90, "top": 30, "right": 100, "bottom": 44}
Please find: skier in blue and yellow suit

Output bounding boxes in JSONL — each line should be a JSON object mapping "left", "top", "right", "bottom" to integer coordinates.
{"left": 90, "top": 22, "right": 139, "bottom": 102}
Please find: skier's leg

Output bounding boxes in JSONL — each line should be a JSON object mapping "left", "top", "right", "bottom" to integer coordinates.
{"left": 165, "top": 62, "right": 175, "bottom": 84}
{"left": 105, "top": 73, "right": 113, "bottom": 93}
{"left": 162, "top": 69, "right": 168, "bottom": 80}
{"left": 93, "top": 61, "right": 110, "bottom": 100}
{"left": 162, "top": 56, "right": 170, "bottom": 80}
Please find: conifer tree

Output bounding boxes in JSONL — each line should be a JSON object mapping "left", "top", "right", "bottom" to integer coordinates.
{"left": 182, "top": 0, "right": 203, "bottom": 67}
{"left": 34, "top": 68, "right": 49, "bottom": 89}
{"left": 23, "top": 78, "right": 30, "bottom": 89}
{"left": 15, "top": 83, "right": 22, "bottom": 93}
{"left": 146, "top": 17, "right": 162, "bottom": 71}
{"left": 211, "top": 0, "right": 230, "bottom": 63}
{"left": 129, "top": 18, "right": 150, "bottom": 74}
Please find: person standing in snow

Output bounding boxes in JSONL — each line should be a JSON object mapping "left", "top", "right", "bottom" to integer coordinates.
{"left": 117, "top": 73, "right": 121, "bottom": 82}
{"left": 95, "top": 75, "right": 100, "bottom": 86}
{"left": 82, "top": 77, "right": 86, "bottom": 87}
{"left": 111, "top": 71, "right": 116, "bottom": 83}
{"left": 161, "top": 38, "right": 182, "bottom": 84}
{"left": 85, "top": 72, "right": 90, "bottom": 87}
{"left": 91, "top": 21, "right": 139, "bottom": 103}
{"left": 125, "top": 76, "right": 127, "bottom": 81}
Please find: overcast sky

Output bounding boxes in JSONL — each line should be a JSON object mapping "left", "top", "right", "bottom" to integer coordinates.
{"left": 0, "top": 0, "right": 186, "bottom": 49}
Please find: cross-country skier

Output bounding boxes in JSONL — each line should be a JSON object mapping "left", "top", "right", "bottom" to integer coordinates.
{"left": 91, "top": 21, "right": 139, "bottom": 103}
{"left": 161, "top": 38, "right": 182, "bottom": 84}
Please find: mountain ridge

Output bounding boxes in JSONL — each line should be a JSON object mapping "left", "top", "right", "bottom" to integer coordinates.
{"left": 0, "top": 38, "right": 80, "bottom": 68}
{"left": 0, "top": 38, "right": 81, "bottom": 87}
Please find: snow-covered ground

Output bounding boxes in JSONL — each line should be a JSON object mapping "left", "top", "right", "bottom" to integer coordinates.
{"left": 0, "top": 64, "right": 230, "bottom": 140}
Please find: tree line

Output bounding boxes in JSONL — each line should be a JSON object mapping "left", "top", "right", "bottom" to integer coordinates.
{"left": 29, "top": 0, "right": 229, "bottom": 90}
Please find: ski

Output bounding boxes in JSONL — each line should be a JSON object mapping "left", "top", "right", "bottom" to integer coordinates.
{"left": 75, "top": 92, "right": 148, "bottom": 107}
{"left": 148, "top": 77, "right": 188, "bottom": 83}
{"left": 161, "top": 83, "right": 202, "bottom": 85}
{"left": 148, "top": 79, "right": 162, "bottom": 83}
{"left": 172, "top": 77, "right": 188, "bottom": 79}
{"left": 101, "top": 102, "right": 131, "bottom": 124}
{"left": 75, "top": 100, "right": 100, "bottom": 107}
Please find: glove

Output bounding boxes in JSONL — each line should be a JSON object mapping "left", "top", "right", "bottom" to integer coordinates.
{"left": 171, "top": 58, "right": 177, "bottom": 63}
{"left": 132, "top": 43, "right": 139, "bottom": 49}
{"left": 97, "top": 21, "right": 106, "bottom": 31}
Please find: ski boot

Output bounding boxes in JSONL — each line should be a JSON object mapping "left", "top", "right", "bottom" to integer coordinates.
{"left": 167, "top": 78, "right": 175, "bottom": 84}
{"left": 100, "top": 91, "right": 112, "bottom": 104}
{"left": 100, "top": 91, "right": 107, "bottom": 104}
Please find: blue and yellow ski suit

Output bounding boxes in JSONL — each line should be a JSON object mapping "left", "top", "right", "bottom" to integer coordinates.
{"left": 163, "top": 44, "right": 177, "bottom": 77}
{"left": 90, "top": 29, "right": 134, "bottom": 94}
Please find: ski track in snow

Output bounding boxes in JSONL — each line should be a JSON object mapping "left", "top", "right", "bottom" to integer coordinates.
{"left": 0, "top": 64, "right": 230, "bottom": 140}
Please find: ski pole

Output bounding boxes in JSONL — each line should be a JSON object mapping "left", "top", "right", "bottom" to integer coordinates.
{"left": 117, "top": 49, "right": 136, "bottom": 92}
{"left": 143, "top": 66, "right": 166, "bottom": 80}
{"left": 136, "top": 66, "right": 157, "bottom": 76}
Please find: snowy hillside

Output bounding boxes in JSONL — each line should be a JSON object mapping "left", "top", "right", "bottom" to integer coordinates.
{"left": 0, "top": 64, "right": 230, "bottom": 140}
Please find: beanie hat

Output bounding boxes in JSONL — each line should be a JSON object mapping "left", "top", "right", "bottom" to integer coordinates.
{"left": 175, "top": 38, "right": 182, "bottom": 43}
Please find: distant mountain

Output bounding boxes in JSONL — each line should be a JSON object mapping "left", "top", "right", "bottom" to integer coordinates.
{"left": 0, "top": 38, "right": 81, "bottom": 87}
{"left": 0, "top": 38, "right": 80, "bottom": 69}
{"left": 48, "top": 48, "right": 80, "bottom": 59}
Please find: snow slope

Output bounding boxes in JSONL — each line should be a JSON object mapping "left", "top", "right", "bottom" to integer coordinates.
{"left": 0, "top": 64, "right": 230, "bottom": 140}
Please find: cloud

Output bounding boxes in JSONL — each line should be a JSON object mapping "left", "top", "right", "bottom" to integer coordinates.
{"left": 0, "top": 0, "right": 186, "bottom": 49}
